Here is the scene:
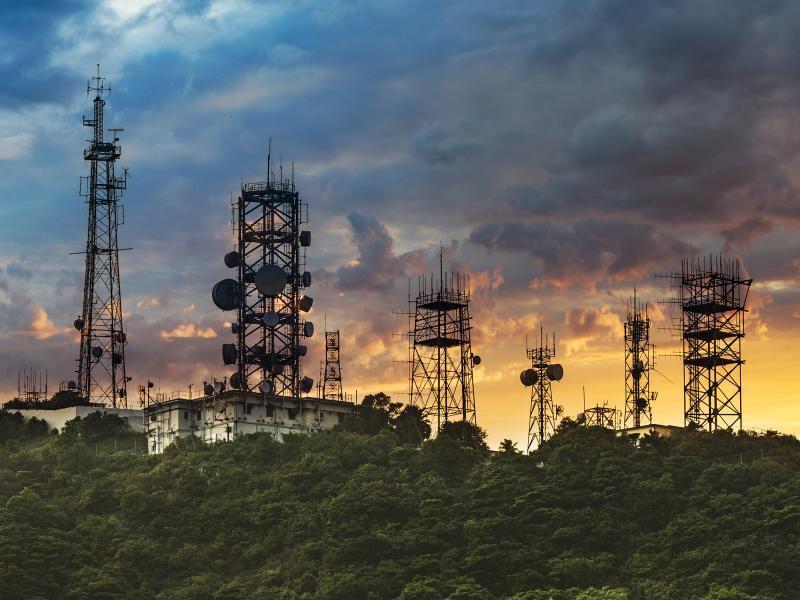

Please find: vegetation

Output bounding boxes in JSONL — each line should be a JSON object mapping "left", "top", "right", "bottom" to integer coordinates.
{"left": 0, "top": 407, "right": 797, "bottom": 599}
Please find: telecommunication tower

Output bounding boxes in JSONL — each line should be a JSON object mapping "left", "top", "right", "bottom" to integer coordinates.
{"left": 408, "top": 252, "right": 480, "bottom": 432}
{"left": 323, "top": 330, "right": 343, "bottom": 400}
{"left": 624, "top": 289, "right": 655, "bottom": 427}
{"left": 667, "top": 256, "right": 752, "bottom": 431}
{"left": 212, "top": 142, "right": 315, "bottom": 398}
{"left": 520, "top": 328, "right": 563, "bottom": 453}
{"left": 73, "top": 65, "right": 129, "bottom": 408}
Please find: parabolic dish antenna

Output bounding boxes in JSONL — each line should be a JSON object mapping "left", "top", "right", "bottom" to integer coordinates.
{"left": 230, "top": 372, "right": 241, "bottom": 389}
{"left": 264, "top": 311, "right": 281, "bottom": 327}
{"left": 74, "top": 318, "right": 83, "bottom": 331}
{"left": 302, "top": 271, "right": 312, "bottom": 287}
{"left": 222, "top": 343, "right": 237, "bottom": 365}
{"left": 299, "top": 295, "right": 313, "bottom": 312}
{"left": 212, "top": 279, "right": 241, "bottom": 311}
{"left": 520, "top": 368, "right": 537, "bottom": 387}
{"left": 255, "top": 264, "right": 287, "bottom": 297}
{"left": 304, "top": 321, "right": 314, "bottom": 337}
{"left": 300, "top": 376, "right": 314, "bottom": 393}
{"left": 67, "top": 380, "right": 77, "bottom": 390}
{"left": 204, "top": 383, "right": 214, "bottom": 396}
{"left": 259, "top": 380, "right": 273, "bottom": 395}
{"left": 91, "top": 346, "right": 103, "bottom": 359}
{"left": 298, "top": 345, "right": 308, "bottom": 356}
{"left": 231, "top": 322, "right": 240, "bottom": 334}
{"left": 213, "top": 380, "right": 225, "bottom": 394}
{"left": 300, "top": 231, "right": 311, "bottom": 247}
{"left": 472, "top": 354, "right": 481, "bottom": 366}
{"left": 112, "top": 353, "right": 122, "bottom": 365}
{"left": 546, "top": 364, "right": 564, "bottom": 381}
{"left": 636, "top": 397, "right": 648, "bottom": 410}
{"left": 224, "top": 251, "right": 241, "bottom": 268}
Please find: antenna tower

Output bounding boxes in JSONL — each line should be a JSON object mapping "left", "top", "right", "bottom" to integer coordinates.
{"left": 624, "top": 289, "right": 655, "bottom": 427}
{"left": 520, "top": 328, "right": 563, "bottom": 453}
{"left": 580, "top": 404, "right": 619, "bottom": 429}
{"left": 408, "top": 251, "right": 479, "bottom": 432}
{"left": 323, "top": 330, "right": 343, "bottom": 400}
{"left": 212, "top": 140, "right": 315, "bottom": 397}
{"left": 74, "top": 65, "right": 129, "bottom": 407}
{"left": 667, "top": 256, "right": 752, "bottom": 431}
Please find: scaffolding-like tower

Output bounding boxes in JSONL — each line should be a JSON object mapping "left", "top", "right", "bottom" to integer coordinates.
{"left": 74, "top": 65, "right": 129, "bottom": 408}
{"left": 408, "top": 254, "right": 478, "bottom": 432}
{"left": 624, "top": 289, "right": 655, "bottom": 427}
{"left": 213, "top": 143, "right": 315, "bottom": 398}
{"left": 669, "top": 256, "right": 752, "bottom": 431}
{"left": 323, "top": 330, "right": 343, "bottom": 400}
{"left": 580, "top": 404, "right": 619, "bottom": 429}
{"left": 521, "top": 329, "right": 563, "bottom": 453}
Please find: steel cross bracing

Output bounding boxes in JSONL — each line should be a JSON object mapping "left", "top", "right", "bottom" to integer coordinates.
{"left": 526, "top": 339, "right": 556, "bottom": 453}
{"left": 76, "top": 66, "right": 129, "bottom": 407}
{"left": 323, "top": 330, "right": 343, "bottom": 400}
{"left": 624, "top": 291, "right": 653, "bottom": 428}
{"left": 235, "top": 178, "right": 308, "bottom": 397}
{"left": 409, "top": 271, "right": 477, "bottom": 432}
{"left": 676, "top": 257, "right": 752, "bottom": 432}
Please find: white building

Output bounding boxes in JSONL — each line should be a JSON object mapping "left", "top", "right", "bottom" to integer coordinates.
{"left": 144, "top": 390, "right": 354, "bottom": 454}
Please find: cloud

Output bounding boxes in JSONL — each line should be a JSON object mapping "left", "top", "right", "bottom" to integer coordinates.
{"left": 336, "top": 211, "right": 408, "bottom": 291}
{"left": 410, "top": 122, "right": 480, "bottom": 165}
{"left": 722, "top": 217, "right": 774, "bottom": 252}
{"left": 27, "top": 305, "right": 71, "bottom": 340}
{"left": 160, "top": 323, "right": 218, "bottom": 341}
{"left": 470, "top": 220, "right": 696, "bottom": 290}
{"left": 0, "top": 133, "right": 34, "bottom": 160}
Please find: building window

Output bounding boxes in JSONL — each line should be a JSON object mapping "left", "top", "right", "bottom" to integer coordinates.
{"left": 266, "top": 405, "right": 274, "bottom": 417}
{"left": 319, "top": 411, "right": 325, "bottom": 421}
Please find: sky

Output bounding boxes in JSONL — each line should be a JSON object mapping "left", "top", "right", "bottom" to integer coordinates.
{"left": 0, "top": 0, "right": 799, "bottom": 449}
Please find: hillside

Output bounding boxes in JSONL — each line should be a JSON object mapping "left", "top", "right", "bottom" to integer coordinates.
{"left": 0, "top": 413, "right": 798, "bottom": 600}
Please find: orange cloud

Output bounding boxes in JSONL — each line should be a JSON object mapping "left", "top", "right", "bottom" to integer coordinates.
{"left": 160, "top": 323, "right": 218, "bottom": 341}
{"left": 27, "top": 305, "right": 70, "bottom": 340}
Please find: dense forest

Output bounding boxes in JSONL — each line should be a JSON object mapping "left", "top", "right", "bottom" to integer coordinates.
{"left": 0, "top": 399, "right": 798, "bottom": 600}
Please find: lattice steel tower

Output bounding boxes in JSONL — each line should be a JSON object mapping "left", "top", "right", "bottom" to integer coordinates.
{"left": 74, "top": 65, "right": 129, "bottom": 407}
{"left": 520, "top": 328, "right": 563, "bottom": 453}
{"left": 213, "top": 144, "right": 315, "bottom": 397}
{"left": 408, "top": 253, "right": 479, "bottom": 432}
{"left": 624, "top": 289, "right": 654, "bottom": 427}
{"left": 670, "top": 256, "right": 752, "bottom": 431}
{"left": 323, "top": 330, "right": 343, "bottom": 400}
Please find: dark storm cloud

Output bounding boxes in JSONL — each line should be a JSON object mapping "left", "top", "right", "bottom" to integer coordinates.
{"left": 336, "top": 211, "right": 407, "bottom": 291}
{"left": 470, "top": 220, "right": 695, "bottom": 289}
{"left": 410, "top": 122, "right": 480, "bottom": 165}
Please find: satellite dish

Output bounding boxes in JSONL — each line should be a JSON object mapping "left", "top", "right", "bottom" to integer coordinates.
{"left": 546, "top": 364, "right": 564, "bottom": 381}
{"left": 204, "top": 383, "right": 214, "bottom": 396}
{"left": 299, "top": 296, "right": 313, "bottom": 312}
{"left": 91, "top": 346, "right": 103, "bottom": 359}
{"left": 272, "top": 363, "right": 285, "bottom": 375}
{"left": 224, "top": 251, "right": 241, "bottom": 268}
{"left": 212, "top": 278, "right": 241, "bottom": 311}
{"left": 299, "top": 231, "right": 311, "bottom": 247}
{"left": 116, "top": 331, "right": 126, "bottom": 344}
{"left": 222, "top": 343, "right": 237, "bottom": 365}
{"left": 67, "top": 380, "right": 77, "bottom": 390}
{"left": 255, "top": 264, "right": 287, "bottom": 297}
{"left": 230, "top": 373, "right": 241, "bottom": 389}
{"left": 472, "top": 354, "right": 481, "bottom": 366}
{"left": 304, "top": 321, "right": 314, "bottom": 337}
{"left": 636, "top": 397, "right": 648, "bottom": 410}
{"left": 520, "top": 369, "right": 538, "bottom": 386}
{"left": 298, "top": 345, "right": 308, "bottom": 356}
{"left": 302, "top": 271, "right": 311, "bottom": 287}
{"left": 300, "top": 376, "right": 314, "bottom": 393}
{"left": 576, "top": 412, "right": 586, "bottom": 424}
{"left": 231, "top": 322, "right": 240, "bottom": 334}
{"left": 264, "top": 311, "right": 281, "bottom": 327}
{"left": 259, "top": 380, "right": 273, "bottom": 395}
{"left": 112, "top": 353, "right": 123, "bottom": 365}
{"left": 73, "top": 318, "right": 84, "bottom": 331}
{"left": 213, "top": 380, "right": 225, "bottom": 394}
